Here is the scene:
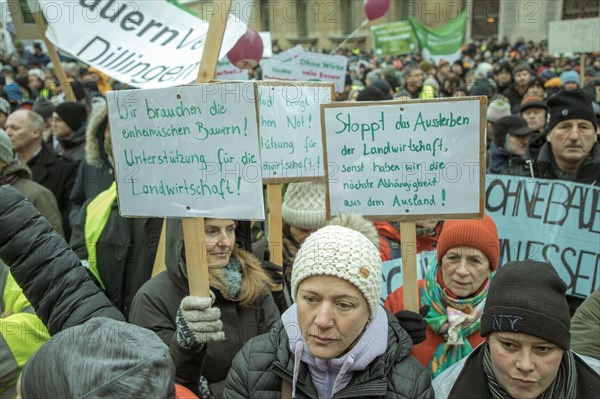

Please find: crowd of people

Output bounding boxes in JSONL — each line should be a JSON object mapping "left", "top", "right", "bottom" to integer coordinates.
{"left": 1, "top": 35, "right": 599, "bottom": 399}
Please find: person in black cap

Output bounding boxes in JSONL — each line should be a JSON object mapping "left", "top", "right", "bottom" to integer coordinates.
{"left": 488, "top": 115, "right": 536, "bottom": 176}
{"left": 519, "top": 96, "right": 549, "bottom": 160}
{"left": 493, "top": 62, "right": 512, "bottom": 94}
{"left": 520, "top": 96, "right": 547, "bottom": 134}
{"left": 535, "top": 89, "right": 599, "bottom": 185}
{"left": 433, "top": 260, "right": 600, "bottom": 398}
{"left": 52, "top": 102, "right": 88, "bottom": 163}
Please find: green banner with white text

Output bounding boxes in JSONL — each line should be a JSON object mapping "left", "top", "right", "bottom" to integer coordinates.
{"left": 371, "top": 21, "right": 418, "bottom": 57}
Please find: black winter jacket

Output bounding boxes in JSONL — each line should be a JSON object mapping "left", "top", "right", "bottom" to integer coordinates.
{"left": 223, "top": 311, "right": 434, "bottom": 399}
{"left": 27, "top": 142, "right": 76, "bottom": 238}
{"left": 0, "top": 185, "right": 124, "bottom": 335}
{"left": 70, "top": 197, "right": 162, "bottom": 318}
{"left": 129, "top": 219, "right": 280, "bottom": 396}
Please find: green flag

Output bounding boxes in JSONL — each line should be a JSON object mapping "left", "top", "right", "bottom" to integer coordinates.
{"left": 408, "top": 10, "right": 467, "bottom": 64}
{"left": 371, "top": 21, "right": 419, "bottom": 57}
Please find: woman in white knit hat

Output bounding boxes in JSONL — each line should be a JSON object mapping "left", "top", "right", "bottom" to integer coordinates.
{"left": 224, "top": 224, "right": 434, "bottom": 399}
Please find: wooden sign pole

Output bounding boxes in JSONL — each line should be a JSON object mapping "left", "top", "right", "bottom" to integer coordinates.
{"left": 183, "top": 0, "right": 233, "bottom": 297}
{"left": 151, "top": 222, "right": 167, "bottom": 277}
{"left": 267, "top": 184, "right": 283, "bottom": 291}
{"left": 32, "top": 12, "right": 75, "bottom": 102}
{"left": 400, "top": 222, "right": 419, "bottom": 312}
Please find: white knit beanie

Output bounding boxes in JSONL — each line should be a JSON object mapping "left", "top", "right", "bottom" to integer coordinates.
{"left": 282, "top": 182, "right": 327, "bottom": 230}
{"left": 291, "top": 225, "right": 382, "bottom": 319}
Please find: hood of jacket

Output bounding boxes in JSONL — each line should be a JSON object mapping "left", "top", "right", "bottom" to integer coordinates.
{"left": 21, "top": 317, "right": 176, "bottom": 399}
{"left": 1, "top": 158, "right": 32, "bottom": 183}
{"left": 86, "top": 103, "right": 109, "bottom": 167}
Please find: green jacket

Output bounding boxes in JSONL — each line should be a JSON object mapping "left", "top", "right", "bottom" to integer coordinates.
{"left": 571, "top": 289, "right": 600, "bottom": 360}
{"left": 224, "top": 311, "right": 434, "bottom": 399}
{"left": 0, "top": 263, "right": 49, "bottom": 399}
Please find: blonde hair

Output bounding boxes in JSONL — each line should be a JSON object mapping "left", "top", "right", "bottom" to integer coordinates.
{"left": 208, "top": 246, "right": 273, "bottom": 307}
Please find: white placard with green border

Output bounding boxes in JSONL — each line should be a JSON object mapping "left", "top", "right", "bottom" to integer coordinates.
{"left": 257, "top": 82, "right": 334, "bottom": 182}
{"left": 321, "top": 97, "right": 486, "bottom": 220}
{"left": 106, "top": 82, "right": 264, "bottom": 219}
{"left": 371, "top": 21, "right": 419, "bottom": 57}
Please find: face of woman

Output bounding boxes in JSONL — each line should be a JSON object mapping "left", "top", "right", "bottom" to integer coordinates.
{"left": 296, "top": 275, "right": 370, "bottom": 360}
{"left": 488, "top": 332, "right": 564, "bottom": 399}
{"left": 204, "top": 219, "right": 236, "bottom": 268}
{"left": 441, "top": 246, "right": 491, "bottom": 297}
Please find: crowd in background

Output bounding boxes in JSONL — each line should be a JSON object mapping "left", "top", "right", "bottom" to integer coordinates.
{"left": 0, "top": 35, "right": 599, "bottom": 399}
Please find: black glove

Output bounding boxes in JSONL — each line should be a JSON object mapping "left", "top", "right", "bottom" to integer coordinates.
{"left": 395, "top": 305, "right": 430, "bottom": 345}
{"left": 261, "top": 261, "right": 285, "bottom": 285}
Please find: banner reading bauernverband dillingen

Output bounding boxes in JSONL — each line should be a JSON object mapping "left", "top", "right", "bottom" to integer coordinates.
{"left": 37, "top": 0, "right": 248, "bottom": 88}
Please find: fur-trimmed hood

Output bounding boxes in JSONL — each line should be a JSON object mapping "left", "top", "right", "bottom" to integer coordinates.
{"left": 85, "top": 103, "right": 109, "bottom": 167}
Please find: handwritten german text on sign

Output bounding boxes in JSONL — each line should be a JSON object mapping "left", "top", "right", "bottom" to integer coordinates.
{"left": 258, "top": 82, "right": 333, "bottom": 181}
{"left": 262, "top": 52, "right": 348, "bottom": 92}
{"left": 106, "top": 83, "right": 264, "bottom": 219}
{"left": 486, "top": 175, "right": 599, "bottom": 297}
{"left": 322, "top": 98, "right": 484, "bottom": 219}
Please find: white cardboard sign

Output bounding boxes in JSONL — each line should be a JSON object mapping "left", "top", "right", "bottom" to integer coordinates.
{"left": 322, "top": 97, "right": 486, "bottom": 220}
{"left": 548, "top": 18, "right": 600, "bottom": 54}
{"left": 257, "top": 82, "right": 333, "bottom": 182}
{"left": 38, "top": 0, "right": 248, "bottom": 88}
{"left": 106, "top": 83, "right": 264, "bottom": 219}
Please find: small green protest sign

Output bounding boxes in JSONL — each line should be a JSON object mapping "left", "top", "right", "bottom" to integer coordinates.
{"left": 371, "top": 21, "right": 419, "bottom": 57}
{"left": 106, "top": 82, "right": 264, "bottom": 219}
{"left": 321, "top": 97, "right": 486, "bottom": 220}
{"left": 257, "top": 82, "right": 334, "bottom": 182}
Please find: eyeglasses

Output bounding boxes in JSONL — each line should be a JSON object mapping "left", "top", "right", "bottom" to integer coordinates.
{"left": 51, "top": 115, "right": 63, "bottom": 122}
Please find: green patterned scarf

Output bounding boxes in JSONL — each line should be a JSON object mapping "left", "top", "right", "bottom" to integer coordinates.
{"left": 421, "top": 259, "right": 493, "bottom": 377}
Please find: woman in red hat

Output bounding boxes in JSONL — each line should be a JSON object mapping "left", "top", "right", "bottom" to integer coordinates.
{"left": 384, "top": 214, "right": 500, "bottom": 378}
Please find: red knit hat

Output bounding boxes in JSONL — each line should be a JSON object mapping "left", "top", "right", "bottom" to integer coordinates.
{"left": 436, "top": 214, "right": 500, "bottom": 270}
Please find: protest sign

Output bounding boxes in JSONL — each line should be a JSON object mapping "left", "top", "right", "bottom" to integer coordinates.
{"left": 216, "top": 58, "right": 248, "bottom": 80}
{"left": 409, "top": 10, "right": 466, "bottom": 65}
{"left": 321, "top": 97, "right": 486, "bottom": 220}
{"left": 380, "top": 251, "right": 434, "bottom": 304}
{"left": 257, "top": 82, "right": 334, "bottom": 182}
{"left": 271, "top": 44, "right": 304, "bottom": 62}
{"left": 6, "top": 0, "right": 38, "bottom": 39}
{"left": 371, "top": 21, "right": 418, "bottom": 57}
{"left": 36, "top": 0, "right": 248, "bottom": 88}
{"left": 262, "top": 51, "right": 348, "bottom": 92}
{"left": 486, "top": 175, "right": 599, "bottom": 297}
{"left": 259, "top": 31, "right": 273, "bottom": 58}
{"left": 262, "top": 60, "right": 301, "bottom": 82}
{"left": 548, "top": 18, "right": 600, "bottom": 54}
{"left": 106, "top": 82, "right": 264, "bottom": 219}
